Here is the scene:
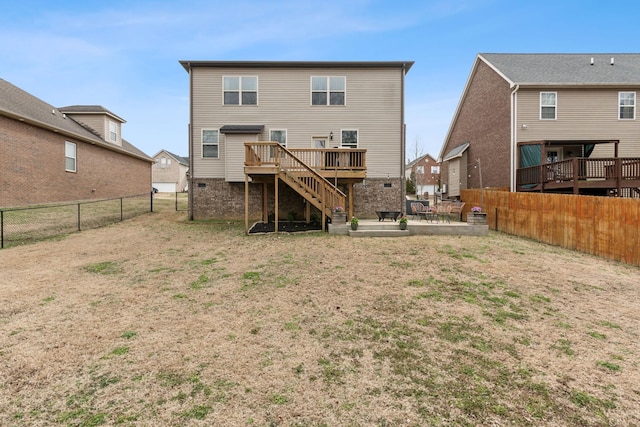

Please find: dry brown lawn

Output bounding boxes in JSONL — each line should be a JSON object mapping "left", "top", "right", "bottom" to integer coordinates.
{"left": 1, "top": 201, "right": 639, "bottom": 426}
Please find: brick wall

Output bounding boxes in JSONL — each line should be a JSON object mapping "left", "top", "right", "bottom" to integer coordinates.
{"left": 441, "top": 60, "right": 512, "bottom": 191}
{"left": 1, "top": 116, "right": 151, "bottom": 208}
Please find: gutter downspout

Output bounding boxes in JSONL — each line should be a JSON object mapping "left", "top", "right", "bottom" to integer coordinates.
{"left": 401, "top": 64, "right": 406, "bottom": 212}
{"left": 510, "top": 84, "right": 519, "bottom": 192}
{"left": 187, "top": 63, "right": 194, "bottom": 220}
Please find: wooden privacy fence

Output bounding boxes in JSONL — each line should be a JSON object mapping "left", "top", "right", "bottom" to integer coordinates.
{"left": 461, "top": 189, "right": 640, "bottom": 266}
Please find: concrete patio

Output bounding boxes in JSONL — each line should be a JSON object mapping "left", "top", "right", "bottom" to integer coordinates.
{"left": 329, "top": 218, "right": 489, "bottom": 237}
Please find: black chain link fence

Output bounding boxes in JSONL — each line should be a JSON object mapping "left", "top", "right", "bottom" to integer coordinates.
{"left": 1, "top": 193, "right": 152, "bottom": 249}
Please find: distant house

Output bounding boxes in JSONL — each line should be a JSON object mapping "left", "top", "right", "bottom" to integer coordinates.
{"left": 0, "top": 78, "right": 152, "bottom": 208}
{"left": 405, "top": 153, "right": 440, "bottom": 200}
{"left": 439, "top": 53, "right": 640, "bottom": 198}
{"left": 179, "top": 60, "right": 413, "bottom": 223}
{"left": 152, "top": 150, "right": 189, "bottom": 192}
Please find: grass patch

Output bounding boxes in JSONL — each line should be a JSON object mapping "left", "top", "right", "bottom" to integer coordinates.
{"left": 83, "top": 261, "right": 123, "bottom": 275}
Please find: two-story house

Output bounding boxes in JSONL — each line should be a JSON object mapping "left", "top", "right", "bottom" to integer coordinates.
{"left": 439, "top": 53, "right": 640, "bottom": 198}
{"left": 0, "top": 78, "right": 152, "bottom": 208}
{"left": 405, "top": 153, "right": 440, "bottom": 202}
{"left": 152, "top": 149, "right": 189, "bottom": 192}
{"left": 180, "top": 60, "right": 413, "bottom": 227}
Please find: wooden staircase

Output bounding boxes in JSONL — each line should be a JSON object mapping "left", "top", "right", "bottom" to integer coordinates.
{"left": 245, "top": 143, "right": 346, "bottom": 221}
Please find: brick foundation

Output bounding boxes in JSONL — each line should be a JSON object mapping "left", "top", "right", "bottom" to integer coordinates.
{"left": 191, "top": 177, "right": 404, "bottom": 221}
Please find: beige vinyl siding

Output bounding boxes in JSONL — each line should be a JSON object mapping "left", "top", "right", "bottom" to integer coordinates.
{"left": 190, "top": 66, "right": 404, "bottom": 181}
{"left": 225, "top": 133, "right": 258, "bottom": 181}
{"left": 516, "top": 88, "right": 640, "bottom": 157}
{"left": 65, "top": 113, "right": 122, "bottom": 147}
{"left": 447, "top": 158, "right": 461, "bottom": 197}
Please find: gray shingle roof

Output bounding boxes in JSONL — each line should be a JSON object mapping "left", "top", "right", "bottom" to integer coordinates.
{"left": 219, "top": 124, "right": 264, "bottom": 134}
{"left": 0, "top": 78, "right": 105, "bottom": 145}
{"left": 165, "top": 150, "right": 189, "bottom": 165}
{"left": 443, "top": 142, "right": 469, "bottom": 162}
{"left": 59, "top": 105, "right": 126, "bottom": 122}
{"left": 480, "top": 53, "right": 640, "bottom": 86}
{"left": 180, "top": 60, "right": 414, "bottom": 73}
{"left": 0, "top": 78, "right": 150, "bottom": 161}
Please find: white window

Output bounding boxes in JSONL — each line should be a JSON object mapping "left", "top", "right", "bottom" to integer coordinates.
{"left": 270, "top": 129, "right": 287, "bottom": 147}
{"left": 341, "top": 130, "right": 358, "bottom": 148}
{"left": 311, "top": 76, "right": 346, "bottom": 105}
{"left": 65, "top": 141, "right": 76, "bottom": 172}
{"left": 619, "top": 92, "right": 636, "bottom": 119}
{"left": 160, "top": 157, "right": 167, "bottom": 168}
{"left": 109, "top": 121, "right": 118, "bottom": 142}
{"left": 202, "top": 130, "right": 219, "bottom": 158}
{"left": 223, "top": 76, "right": 257, "bottom": 105}
{"left": 540, "top": 92, "right": 557, "bottom": 119}
{"left": 416, "top": 165, "right": 424, "bottom": 174}
{"left": 431, "top": 165, "right": 440, "bottom": 174}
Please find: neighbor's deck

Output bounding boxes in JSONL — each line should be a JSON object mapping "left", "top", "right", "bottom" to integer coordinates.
{"left": 517, "top": 157, "right": 640, "bottom": 195}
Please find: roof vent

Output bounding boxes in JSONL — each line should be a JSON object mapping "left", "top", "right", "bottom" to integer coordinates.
{"left": 590, "top": 57, "right": 594, "bottom": 65}
{"left": 51, "top": 109, "right": 56, "bottom": 115}
{"left": 611, "top": 57, "right": 615, "bottom": 66}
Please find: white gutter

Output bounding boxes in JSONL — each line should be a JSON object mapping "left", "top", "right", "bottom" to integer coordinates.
{"left": 510, "top": 84, "right": 519, "bottom": 192}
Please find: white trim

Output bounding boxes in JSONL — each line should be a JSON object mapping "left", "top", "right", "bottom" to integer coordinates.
{"left": 310, "top": 76, "right": 346, "bottom": 106}
{"left": 618, "top": 91, "right": 636, "bottom": 120}
{"left": 269, "top": 129, "right": 287, "bottom": 147}
{"left": 201, "top": 129, "right": 220, "bottom": 159}
{"left": 65, "top": 141, "right": 77, "bottom": 172}
{"left": 222, "top": 75, "right": 258, "bottom": 106}
{"left": 340, "top": 129, "right": 358, "bottom": 148}
{"left": 540, "top": 91, "right": 557, "bottom": 120}
{"left": 108, "top": 120, "right": 118, "bottom": 142}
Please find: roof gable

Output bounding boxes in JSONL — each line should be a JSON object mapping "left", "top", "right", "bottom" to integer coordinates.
{"left": 153, "top": 149, "right": 188, "bottom": 165}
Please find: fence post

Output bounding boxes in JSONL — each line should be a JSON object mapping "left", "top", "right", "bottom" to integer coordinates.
{"left": 175, "top": 191, "right": 178, "bottom": 211}
{"left": 77, "top": 203, "right": 81, "bottom": 231}
{"left": 150, "top": 191, "right": 154, "bottom": 212}
{"left": 120, "top": 198, "right": 124, "bottom": 221}
{"left": 1, "top": 210, "right": 4, "bottom": 249}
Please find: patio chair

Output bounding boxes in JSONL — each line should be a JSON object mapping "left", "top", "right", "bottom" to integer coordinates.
{"left": 436, "top": 203, "right": 452, "bottom": 223}
{"left": 411, "top": 202, "right": 427, "bottom": 220}
{"left": 449, "top": 202, "right": 465, "bottom": 222}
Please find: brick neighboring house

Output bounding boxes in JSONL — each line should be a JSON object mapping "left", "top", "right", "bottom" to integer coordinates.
{"left": 405, "top": 153, "right": 440, "bottom": 201}
{"left": 180, "top": 60, "right": 413, "bottom": 221}
{"left": 439, "top": 53, "right": 640, "bottom": 198}
{"left": 0, "top": 78, "right": 152, "bottom": 208}
{"left": 152, "top": 149, "right": 189, "bottom": 192}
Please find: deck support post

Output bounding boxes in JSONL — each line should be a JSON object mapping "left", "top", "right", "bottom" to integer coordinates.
{"left": 274, "top": 174, "right": 279, "bottom": 235}
{"left": 244, "top": 173, "right": 249, "bottom": 235}
{"left": 348, "top": 183, "right": 354, "bottom": 219}
{"left": 262, "top": 182, "right": 268, "bottom": 222}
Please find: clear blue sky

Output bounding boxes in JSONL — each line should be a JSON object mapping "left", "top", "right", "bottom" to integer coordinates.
{"left": 2, "top": 0, "right": 640, "bottom": 161}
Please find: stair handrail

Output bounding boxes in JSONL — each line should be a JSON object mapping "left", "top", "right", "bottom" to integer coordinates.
{"left": 245, "top": 143, "right": 346, "bottom": 216}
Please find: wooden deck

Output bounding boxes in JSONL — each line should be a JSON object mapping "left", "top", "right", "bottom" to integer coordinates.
{"left": 243, "top": 142, "right": 367, "bottom": 234}
{"left": 244, "top": 143, "right": 366, "bottom": 181}
{"left": 517, "top": 157, "right": 640, "bottom": 196}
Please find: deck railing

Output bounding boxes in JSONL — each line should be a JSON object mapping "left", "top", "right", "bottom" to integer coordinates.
{"left": 517, "top": 157, "right": 640, "bottom": 187}
{"left": 287, "top": 148, "right": 366, "bottom": 171}
{"left": 245, "top": 142, "right": 346, "bottom": 217}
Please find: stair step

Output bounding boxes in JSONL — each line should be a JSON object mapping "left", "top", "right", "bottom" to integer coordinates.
{"left": 349, "top": 229, "right": 410, "bottom": 238}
